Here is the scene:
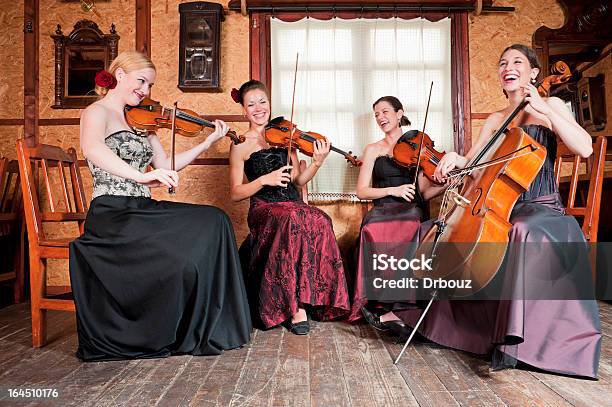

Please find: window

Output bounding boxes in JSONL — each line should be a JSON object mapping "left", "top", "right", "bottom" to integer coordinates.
{"left": 270, "top": 17, "right": 453, "bottom": 196}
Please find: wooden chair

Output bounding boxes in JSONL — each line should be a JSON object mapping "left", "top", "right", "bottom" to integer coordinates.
{"left": 554, "top": 135, "right": 607, "bottom": 281}
{"left": 0, "top": 158, "right": 25, "bottom": 303}
{"left": 16, "top": 140, "right": 88, "bottom": 347}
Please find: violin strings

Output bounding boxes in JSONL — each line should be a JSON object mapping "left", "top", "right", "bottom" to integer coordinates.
{"left": 444, "top": 146, "right": 534, "bottom": 179}
{"left": 174, "top": 110, "right": 215, "bottom": 129}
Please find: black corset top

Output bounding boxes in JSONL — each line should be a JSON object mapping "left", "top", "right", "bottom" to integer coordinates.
{"left": 244, "top": 147, "right": 300, "bottom": 203}
{"left": 519, "top": 124, "right": 558, "bottom": 202}
{"left": 372, "top": 155, "right": 424, "bottom": 208}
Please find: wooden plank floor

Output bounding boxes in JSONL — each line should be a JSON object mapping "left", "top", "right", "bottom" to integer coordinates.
{"left": 0, "top": 302, "right": 610, "bottom": 407}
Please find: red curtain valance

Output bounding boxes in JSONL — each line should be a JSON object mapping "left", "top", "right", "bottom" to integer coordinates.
{"left": 228, "top": 0, "right": 500, "bottom": 13}
{"left": 228, "top": 0, "right": 493, "bottom": 9}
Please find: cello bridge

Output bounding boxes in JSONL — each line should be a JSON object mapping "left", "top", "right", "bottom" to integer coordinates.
{"left": 450, "top": 190, "right": 471, "bottom": 207}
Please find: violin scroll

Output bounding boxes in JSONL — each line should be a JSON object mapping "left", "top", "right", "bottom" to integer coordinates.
{"left": 343, "top": 151, "right": 363, "bottom": 167}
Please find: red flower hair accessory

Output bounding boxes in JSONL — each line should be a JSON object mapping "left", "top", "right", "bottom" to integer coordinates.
{"left": 95, "top": 70, "right": 117, "bottom": 89}
{"left": 230, "top": 87, "right": 241, "bottom": 104}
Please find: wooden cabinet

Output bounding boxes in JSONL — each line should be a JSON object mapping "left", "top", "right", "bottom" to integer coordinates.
{"left": 178, "top": 2, "right": 224, "bottom": 91}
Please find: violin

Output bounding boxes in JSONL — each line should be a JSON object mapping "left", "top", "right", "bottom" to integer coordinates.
{"left": 393, "top": 130, "right": 445, "bottom": 183}
{"left": 265, "top": 117, "right": 362, "bottom": 167}
{"left": 125, "top": 98, "right": 245, "bottom": 144}
{"left": 412, "top": 61, "right": 572, "bottom": 296}
{"left": 392, "top": 60, "right": 573, "bottom": 185}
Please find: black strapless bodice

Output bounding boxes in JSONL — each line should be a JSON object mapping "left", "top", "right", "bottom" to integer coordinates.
{"left": 519, "top": 124, "right": 558, "bottom": 202}
{"left": 244, "top": 147, "right": 300, "bottom": 203}
{"left": 372, "top": 155, "right": 424, "bottom": 208}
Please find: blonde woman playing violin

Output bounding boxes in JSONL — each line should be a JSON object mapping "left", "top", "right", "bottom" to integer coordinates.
{"left": 70, "top": 50, "right": 251, "bottom": 361}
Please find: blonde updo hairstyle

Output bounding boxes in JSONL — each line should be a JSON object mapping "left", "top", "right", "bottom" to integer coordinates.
{"left": 95, "top": 50, "right": 156, "bottom": 96}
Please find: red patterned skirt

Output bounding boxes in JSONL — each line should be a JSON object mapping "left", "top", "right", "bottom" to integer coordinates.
{"left": 241, "top": 198, "right": 350, "bottom": 328}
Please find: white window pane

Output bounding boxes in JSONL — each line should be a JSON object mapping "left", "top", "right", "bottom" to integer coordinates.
{"left": 271, "top": 17, "right": 453, "bottom": 195}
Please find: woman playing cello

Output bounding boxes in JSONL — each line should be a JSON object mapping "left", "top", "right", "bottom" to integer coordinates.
{"left": 397, "top": 44, "right": 601, "bottom": 378}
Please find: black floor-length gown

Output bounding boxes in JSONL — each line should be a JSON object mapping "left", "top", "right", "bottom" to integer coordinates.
{"left": 69, "top": 130, "right": 252, "bottom": 361}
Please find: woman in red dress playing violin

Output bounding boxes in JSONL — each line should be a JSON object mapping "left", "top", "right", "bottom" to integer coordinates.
{"left": 229, "top": 80, "right": 350, "bottom": 335}
{"left": 352, "top": 96, "right": 444, "bottom": 332}
{"left": 397, "top": 44, "right": 601, "bottom": 378}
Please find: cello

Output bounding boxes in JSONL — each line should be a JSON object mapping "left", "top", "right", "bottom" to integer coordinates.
{"left": 393, "top": 61, "right": 573, "bottom": 366}
{"left": 413, "top": 61, "right": 572, "bottom": 295}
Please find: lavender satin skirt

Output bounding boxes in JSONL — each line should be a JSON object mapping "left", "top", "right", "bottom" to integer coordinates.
{"left": 397, "top": 194, "right": 601, "bottom": 378}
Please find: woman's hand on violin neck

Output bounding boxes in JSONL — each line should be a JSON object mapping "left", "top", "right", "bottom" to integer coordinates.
{"left": 522, "top": 83, "right": 552, "bottom": 117}
{"left": 206, "top": 120, "right": 230, "bottom": 146}
{"left": 389, "top": 184, "right": 416, "bottom": 202}
{"left": 261, "top": 165, "right": 293, "bottom": 187}
{"left": 312, "top": 139, "right": 331, "bottom": 166}
{"left": 433, "top": 152, "right": 465, "bottom": 183}
{"left": 137, "top": 168, "right": 179, "bottom": 189}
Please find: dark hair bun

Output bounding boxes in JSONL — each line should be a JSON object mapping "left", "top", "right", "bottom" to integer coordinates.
{"left": 400, "top": 115, "right": 411, "bottom": 127}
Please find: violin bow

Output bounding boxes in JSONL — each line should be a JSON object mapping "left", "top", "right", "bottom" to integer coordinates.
{"left": 168, "top": 101, "right": 178, "bottom": 194}
{"left": 287, "top": 53, "right": 299, "bottom": 167}
{"left": 411, "top": 81, "right": 434, "bottom": 186}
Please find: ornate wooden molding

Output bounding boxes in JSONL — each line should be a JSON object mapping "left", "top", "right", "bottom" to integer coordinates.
{"left": 51, "top": 20, "right": 120, "bottom": 109}
{"left": 0, "top": 119, "right": 26, "bottom": 126}
{"left": 471, "top": 113, "right": 490, "bottom": 120}
{"left": 451, "top": 12, "right": 471, "bottom": 153}
{"left": 135, "top": 0, "right": 152, "bottom": 56}
{"left": 533, "top": 0, "right": 612, "bottom": 74}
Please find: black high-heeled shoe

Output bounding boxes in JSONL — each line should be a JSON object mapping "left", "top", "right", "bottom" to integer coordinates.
{"left": 361, "top": 307, "right": 412, "bottom": 338}
{"left": 283, "top": 317, "right": 310, "bottom": 335}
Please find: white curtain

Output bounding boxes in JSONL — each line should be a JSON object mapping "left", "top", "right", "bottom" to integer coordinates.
{"left": 271, "top": 17, "right": 453, "bottom": 196}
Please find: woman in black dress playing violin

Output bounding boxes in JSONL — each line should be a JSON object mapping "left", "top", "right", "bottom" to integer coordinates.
{"left": 353, "top": 96, "right": 443, "bottom": 333}
{"left": 229, "top": 80, "right": 350, "bottom": 335}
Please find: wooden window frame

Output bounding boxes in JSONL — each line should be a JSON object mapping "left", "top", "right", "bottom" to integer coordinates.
{"left": 249, "top": 10, "right": 472, "bottom": 153}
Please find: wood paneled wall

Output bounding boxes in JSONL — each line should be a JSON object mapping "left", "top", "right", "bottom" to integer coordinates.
{"left": 468, "top": 0, "right": 564, "bottom": 142}
{"left": 583, "top": 50, "right": 612, "bottom": 138}
{"left": 0, "top": 0, "right": 567, "bottom": 285}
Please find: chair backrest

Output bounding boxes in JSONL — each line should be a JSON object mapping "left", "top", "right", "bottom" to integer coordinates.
{"left": 554, "top": 135, "right": 607, "bottom": 242}
{"left": 0, "top": 158, "right": 22, "bottom": 236}
{"left": 16, "top": 140, "right": 88, "bottom": 244}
